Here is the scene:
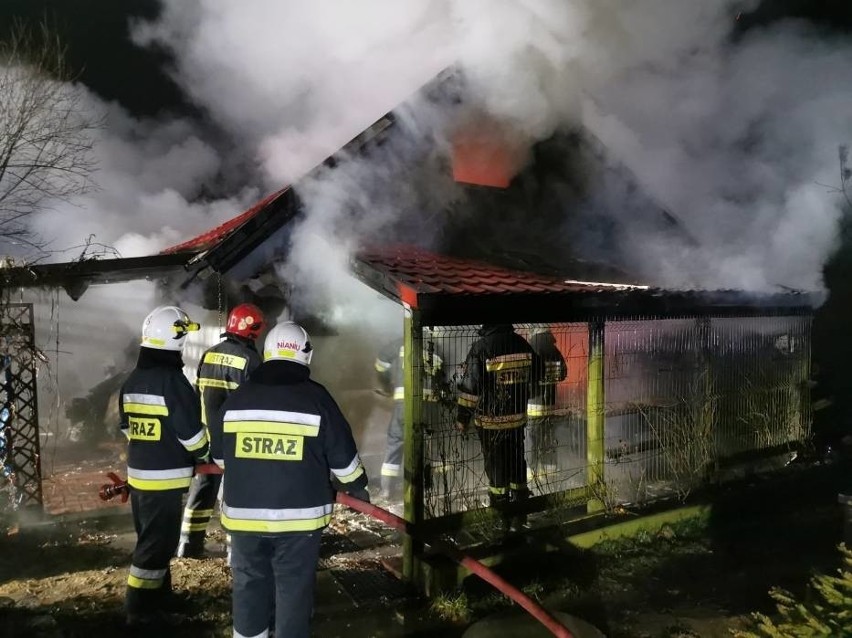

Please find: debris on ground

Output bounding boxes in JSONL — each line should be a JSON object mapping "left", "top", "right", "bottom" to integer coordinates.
{"left": 0, "top": 464, "right": 845, "bottom": 637}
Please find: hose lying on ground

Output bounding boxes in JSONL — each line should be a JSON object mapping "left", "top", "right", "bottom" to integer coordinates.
{"left": 334, "top": 490, "right": 575, "bottom": 638}
{"left": 100, "top": 463, "right": 575, "bottom": 638}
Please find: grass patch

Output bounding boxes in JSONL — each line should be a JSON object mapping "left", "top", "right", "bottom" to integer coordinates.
{"left": 431, "top": 591, "right": 472, "bottom": 624}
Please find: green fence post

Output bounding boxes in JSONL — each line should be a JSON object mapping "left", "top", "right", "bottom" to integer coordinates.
{"left": 800, "top": 316, "right": 813, "bottom": 442}
{"left": 587, "top": 318, "right": 606, "bottom": 512}
{"left": 402, "top": 305, "right": 424, "bottom": 582}
{"left": 694, "top": 316, "right": 718, "bottom": 480}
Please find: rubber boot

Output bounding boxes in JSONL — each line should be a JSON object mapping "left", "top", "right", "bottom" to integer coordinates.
{"left": 379, "top": 475, "right": 401, "bottom": 502}
{"left": 508, "top": 487, "right": 531, "bottom": 532}
{"left": 176, "top": 538, "right": 205, "bottom": 559}
{"left": 489, "top": 491, "right": 511, "bottom": 535}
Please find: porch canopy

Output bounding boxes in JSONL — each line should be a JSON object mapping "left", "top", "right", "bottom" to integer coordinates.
{"left": 351, "top": 244, "right": 817, "bottom": 326}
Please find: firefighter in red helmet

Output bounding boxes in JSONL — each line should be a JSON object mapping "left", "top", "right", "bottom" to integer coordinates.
{"left": 177, "top": 303, "right": 265, "bottom": 559}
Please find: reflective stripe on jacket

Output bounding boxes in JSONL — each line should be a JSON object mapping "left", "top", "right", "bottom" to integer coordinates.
{"left": 209, "top": 360, "right": 368, "bottom": 535}
{"left": 527, "top": 329, "right": 568, "bottom": 418}
{"left": 196, "top": 336, "right": 262, "bottom": 426}
{"left": 120, "top": 347, "right": 209, "bottom": 492}
{"left": 375, "top": 339, "right": 445, "bottom": 402}
{"left": 456, "top": 325, "right": 541, "bottom": 430}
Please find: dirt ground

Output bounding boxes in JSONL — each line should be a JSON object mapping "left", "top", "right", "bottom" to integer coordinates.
{"left": 0, "top": 460, "right": 846, "bottom": 638}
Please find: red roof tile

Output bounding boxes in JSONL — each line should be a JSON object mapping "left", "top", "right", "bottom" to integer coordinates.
{"left": 353, "top": 245, "right": 814, "bottom": 325}
{"left": 355, "top": 244, "right": 646, "bottom": 304}
{"left": 160, "top": 188, "right": 289, "bottom": 255}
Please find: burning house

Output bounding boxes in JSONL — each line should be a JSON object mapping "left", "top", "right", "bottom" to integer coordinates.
{"left": 0, "top": 69, "right": 816, "bottom": 587}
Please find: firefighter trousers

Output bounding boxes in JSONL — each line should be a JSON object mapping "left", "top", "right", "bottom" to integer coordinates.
{"left": 126, "top": 489, "right": 183, "bottom": 617}
{"left": 380, "top": 401, "right": 404, "bottom": 494}
{"left": 477, "top": 425, "right": 527, "bottom": 496}
{"left": 179, "top": 472, "right": 222, "bottom": 554}
{"left": 230, "top": 530, "right": 323, "bottom": 638}
{"left": 527, "top": 415, "right": 558, "bottom": 474}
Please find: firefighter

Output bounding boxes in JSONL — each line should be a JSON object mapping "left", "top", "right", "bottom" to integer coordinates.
{"left": 374, "top": 336, "right": 446, "bottom": 501}
{"left": 456, "top": 323, "right": 540, "bottom": 532}
{"left": 177, "top": 303, "right": 265, "bottom": 559}
{"left": 120, "top": 305, "right": 209, "bottom": 626}
{"left": 209, "top": 321, "right": 370, "bottom": 638}
{"left": 526, "top": 326, "right": 567, "bottom": 483}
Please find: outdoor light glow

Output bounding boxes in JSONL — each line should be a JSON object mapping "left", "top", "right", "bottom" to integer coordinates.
{"left": 563, "top": 280, "right": 650, "bottom": 290}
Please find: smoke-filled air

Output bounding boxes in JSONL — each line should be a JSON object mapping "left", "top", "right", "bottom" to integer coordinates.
{"left": 3, "top": 0, "right": 845, "bottom": 320}
{"left": 123, "top": 0, "right": 852, "bottom": 300}
{"left": 1, "top": 5, "right": 852, "bottom": 634}
{"left": 3, "top": 0, "right": 851, "bottom": 447}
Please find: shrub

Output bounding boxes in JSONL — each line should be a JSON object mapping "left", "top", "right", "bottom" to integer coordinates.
{"left": 733, "top": 544, "right": 852, "bottom": 637}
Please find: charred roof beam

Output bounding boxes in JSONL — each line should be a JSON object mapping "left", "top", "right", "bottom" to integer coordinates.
{"left": 0, "top": 252, "right": 198, "bottom": 300}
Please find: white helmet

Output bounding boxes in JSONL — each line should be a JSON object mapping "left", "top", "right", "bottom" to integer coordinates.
{"left": 264, "top": 321, "right": 313, "bottom": 365}
{"left": 141, "top": 305, "right": 200, "bottom": 351}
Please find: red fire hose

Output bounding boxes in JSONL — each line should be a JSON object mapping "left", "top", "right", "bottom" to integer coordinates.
{"left": 101, "top": 463, "right": 574, "bottom": 638}
{"left": 333, "top": 491, "right": 575, "bottom": 638}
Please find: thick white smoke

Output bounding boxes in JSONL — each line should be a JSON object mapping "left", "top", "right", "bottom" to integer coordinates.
{"left": 28, "top": 92, "right": 259, "bottom": 260}
{"left": 580, "top": 13, "right": 852, "bottom": 290}
{"left": 132, "top": 1, "right": 453, "bottom": 187}
{"left": 133, "top": 0, "right": 851, "bottom": 300}
{"left": 5, "top": 86, "right": 258, "bottom": 454}
{"left": 6, "top": 1, "right": 852, "bottom": 459}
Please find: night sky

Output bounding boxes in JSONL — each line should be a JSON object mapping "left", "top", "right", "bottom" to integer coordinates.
{"left": 1, "top": 1, "right": 850, "bottom": 118}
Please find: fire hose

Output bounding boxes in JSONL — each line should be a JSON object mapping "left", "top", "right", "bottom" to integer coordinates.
{"left": 100, "top": 464, "right": 574, "bottom": 638}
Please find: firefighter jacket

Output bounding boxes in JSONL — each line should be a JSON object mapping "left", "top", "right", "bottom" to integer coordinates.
{"left": 456, "top": 324, "right": 542, "bottom": 430}
{"left": 375, "top": 338, "right": 447, "bottom": 403}
{"left": 119, "top": 347, "right": 209, "bottom": 492}
{"left": 208, "top": 359, "right": 368, "bottom": 534}
{"left": 527, "top": 330, "right": 567, "bottom": 417}
{"left": 196, "top": 335, "right": 262, "bottom": 426}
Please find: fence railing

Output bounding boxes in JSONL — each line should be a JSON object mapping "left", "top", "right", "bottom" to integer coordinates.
{"left": 401, "top": 314, "right": 811, "bottom": 555}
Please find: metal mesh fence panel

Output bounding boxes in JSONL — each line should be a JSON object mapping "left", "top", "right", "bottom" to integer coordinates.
{"left": 419, "top": 323, "right": 592, "bottom": 520}
{"left": 602, "top": 315, "right": 811, "bottom": 505}
{"left": 409, "top": 315, "right": 810, "bottom": 525}
{"left": 711, "top": 316, "right": 811, "bottom": 458}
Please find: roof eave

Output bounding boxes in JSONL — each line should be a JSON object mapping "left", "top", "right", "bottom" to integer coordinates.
{"left": 0, "top": 251, "right": 199, "bottom": 301}
{"left": 351, "top": 254, "right": 817, "bottom": 325}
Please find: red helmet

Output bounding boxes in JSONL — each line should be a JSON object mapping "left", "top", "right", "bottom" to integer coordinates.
{"left": 226, "top": 303, "right": 265, "bottom": 339}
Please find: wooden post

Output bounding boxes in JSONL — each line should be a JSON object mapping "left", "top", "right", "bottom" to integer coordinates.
{"left": 402, "top": 304, "right": 424, "bottom": 582}
{"left": 586, "top": 318, "right": 606, "bottom": 512}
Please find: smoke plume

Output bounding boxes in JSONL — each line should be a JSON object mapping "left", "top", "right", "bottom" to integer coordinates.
{"left": 27, "top": 92, "right": 259, "bottom": 260}
{"left": 8, "top": 87, "right": 259, "bottom": 454}
{"left": 7, "top": 1, "right": 852, "bottom": 454}
{"left": 131, "top": 0, "right": 852, "bottom": 304}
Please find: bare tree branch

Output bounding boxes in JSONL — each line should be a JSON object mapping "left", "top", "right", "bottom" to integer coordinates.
{"left": 0, "top": 19, "right": 102, "bottom": 256}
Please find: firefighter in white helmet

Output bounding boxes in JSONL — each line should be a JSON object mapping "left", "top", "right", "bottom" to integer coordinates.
{"left": 120, "top": 305, "right": 208, "bottom": 627}
{"left": 208, "top": 321, "right": 369, "bottom": 638}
